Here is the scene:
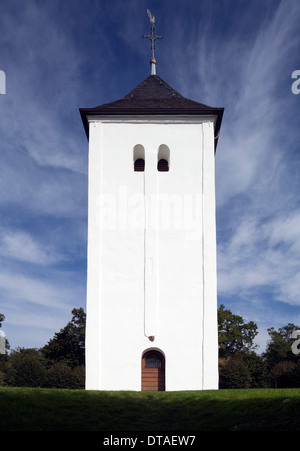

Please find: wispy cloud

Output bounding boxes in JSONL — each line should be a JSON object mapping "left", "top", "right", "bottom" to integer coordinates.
{"left": 0, "top": 229, "right": 63, "bottom": 266}
{"left": 0, "top": 0, "right": 87, "bottom": 173}
{"left": 218, "top": 212, "right": 300, "bottom": 304}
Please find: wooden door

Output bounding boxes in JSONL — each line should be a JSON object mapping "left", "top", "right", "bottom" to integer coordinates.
{"left": 142, "top": 350, "right": 165, "bottom": 391}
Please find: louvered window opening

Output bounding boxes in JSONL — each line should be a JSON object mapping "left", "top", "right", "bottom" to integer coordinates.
{"left": 134, "top": 158, "right": 145, "bottom": 172}
{"left": 134, "top": 158, "right": 169, "bottom": 172}
{"left": 158, "top": 158, "right": 169, "bottom": 172}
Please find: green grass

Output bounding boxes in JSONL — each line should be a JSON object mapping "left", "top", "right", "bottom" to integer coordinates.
{"left": 1, "top": 387, "right": 300, "bottom": 431}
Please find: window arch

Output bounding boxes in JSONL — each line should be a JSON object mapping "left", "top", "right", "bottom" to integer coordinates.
{"left": 157, "top": 144, "right": 170, "bottom": 172}
{"left": 133, "top": 144, "right": 145, "bottom": 172}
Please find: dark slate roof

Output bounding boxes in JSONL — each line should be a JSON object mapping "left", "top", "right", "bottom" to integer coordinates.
{"left": 80, "top": 75, "right": 224, "bottom": 148}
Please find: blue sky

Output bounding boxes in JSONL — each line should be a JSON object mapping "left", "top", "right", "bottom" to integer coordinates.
{"left": 0, "top": 0, "right": 300, "bottom": 354}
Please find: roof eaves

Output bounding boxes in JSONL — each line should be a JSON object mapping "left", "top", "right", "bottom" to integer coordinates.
{"left": 80, "top": 106, "right": 224, "bottom": 151}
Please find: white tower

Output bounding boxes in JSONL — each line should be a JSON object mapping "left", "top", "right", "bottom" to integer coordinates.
{"left": 80, "top": 15, "right": 223, "bottom": 391}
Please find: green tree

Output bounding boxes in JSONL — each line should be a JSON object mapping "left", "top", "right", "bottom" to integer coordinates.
{"left": 219, "top": 353, "right": 252, "bottom": 389}
{"left": 262, "top": 323, "right": 300, "bottom": 370}
{"left": 269, "top": 360, "right": 296, "bottom": 388}
{"left": 242, "top": 352, "right": 269, "bottom": 388}
{"left": 262, "top": 323, "right": 300, "bottom": 388}
{"left": 41, "top": 307, "right": 86, "bottom": 368}
{"left": 218, "top": 304, "right": 258, "bottom": 357}
{"left": 44, "top": 362, "right": 75, "bottom": 389}
{"left": 44, "top": 362, "right": 85, "bottom": 389}
{"left": 288, "top": 362, "right": 300, "bottom": 388}
{"left": 6, "top": 348, "right": 46, "bottom": 387}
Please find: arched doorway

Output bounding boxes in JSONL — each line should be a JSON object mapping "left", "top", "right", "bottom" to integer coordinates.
{"left": 142, "top": 350, "right": 165, "bottom": 391}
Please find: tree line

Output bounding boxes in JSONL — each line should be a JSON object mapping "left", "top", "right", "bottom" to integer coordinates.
{"left": 0, "top": 308, "right": 85, "bottom": 389}
{"left": 218, "top": 304, "right": 300, "bottom": 389}
{"left": 1, "top": 304, "right": 300, "bottom": 389}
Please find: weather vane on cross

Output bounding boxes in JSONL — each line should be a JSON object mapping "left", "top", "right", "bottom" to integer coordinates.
{"left": 142, "top": 9, "right": 163, "bottom": 75}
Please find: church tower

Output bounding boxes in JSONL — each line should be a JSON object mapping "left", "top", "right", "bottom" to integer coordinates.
{"left": 80, "top": 13, "right": 223, "bottom": 391}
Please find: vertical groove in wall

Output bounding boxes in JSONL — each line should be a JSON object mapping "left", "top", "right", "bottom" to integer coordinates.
{"left": 98, "top": 122, "right": 103, "bottom": 389}
{"left": 85, "top": 121, "right": 103, "bottom": 390}
{"left": 144, "top": 149, "right": 158, "bottom": 338}
{"left": 143, "top": 158, "right": 146, "bottom": 337}
{"left": 201, "top": 123, "right": 205, "bottom": 390}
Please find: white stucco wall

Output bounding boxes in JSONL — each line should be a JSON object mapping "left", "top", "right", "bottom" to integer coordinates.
{"left": 85, "top": 116, "right": 218, "bottom": 390}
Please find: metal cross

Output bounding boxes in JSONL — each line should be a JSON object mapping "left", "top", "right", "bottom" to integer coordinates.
{"left": 142, "top": 10, "right": 163, "bottom": 62}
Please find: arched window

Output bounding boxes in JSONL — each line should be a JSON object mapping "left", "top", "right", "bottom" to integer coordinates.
{"left": 133, "top": 144, "right": 145, "bottom": 172}
{"left": 145, "top": 353, "right": 162, "bottom": 368}
{"left": 157, "top": 144, "right": 170, "bottom": 172}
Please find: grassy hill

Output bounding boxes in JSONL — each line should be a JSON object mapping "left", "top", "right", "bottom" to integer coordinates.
{"left": 1, "top": 386, "right": 300, "bottom": 431}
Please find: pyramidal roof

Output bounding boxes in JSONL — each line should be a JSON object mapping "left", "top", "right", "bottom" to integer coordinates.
{"left": 80, "top": 74, "right": 224, "bottom": 148}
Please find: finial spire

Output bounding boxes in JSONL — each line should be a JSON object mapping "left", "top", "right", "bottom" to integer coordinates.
{"left": 142, "top": 9, "right": 163, "bottom": 75}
